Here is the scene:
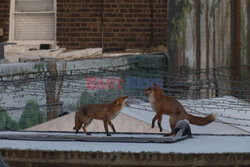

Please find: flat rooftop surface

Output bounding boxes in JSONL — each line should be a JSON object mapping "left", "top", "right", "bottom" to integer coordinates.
{"left": 0, "top": 131, "right": 249, "bottom": 154}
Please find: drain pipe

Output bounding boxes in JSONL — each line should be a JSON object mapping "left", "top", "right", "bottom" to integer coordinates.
{"left": 143, "top": 0, "right": 154, "bottom": 53}
{"left": 149, "top": 52, "right": 169, "bottom": 93}
{"left": 100, "top": 0, "right": 104, "bottom": 56}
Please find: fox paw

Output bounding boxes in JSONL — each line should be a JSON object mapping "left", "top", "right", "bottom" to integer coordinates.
{"left": 107, "top": 133, "right": 111, "bottom": 136}
{"left": 151, "top": 125, "right": 155, "bottom": 129}
{"left": 86, "top": 133, "right": 91, "bottom": 136}
{"left": 159, "top": 127, "right": 163, "bottom": 132}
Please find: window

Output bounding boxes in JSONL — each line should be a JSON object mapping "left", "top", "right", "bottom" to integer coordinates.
{"left": 9, "top": 0, "right": 56, "bottom": 43}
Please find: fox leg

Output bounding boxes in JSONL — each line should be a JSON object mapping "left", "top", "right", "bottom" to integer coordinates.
{"left": 164, "top": 116, "right": 176, "bottom": 136}
{"left": 73, "top": 118, "right": 82, "bottom": 134}
{"left": 163, "top": 126, "right": 175, "bottom": 136}
{"left": 108, "top": 121, "right": 116, "bottom": 134}
{"left": 74, "top": 114, "right": 82, "bottom": 134}
{"left": 152, "top": 113, "right": 161, "bottom": 129}
{"left": 83, "top": 119, "right": 93, "bottom": 135}
{"left": 74, "top": 124, "right": 82, "bottom": 134}
{"left": 103, "top": 120, "right": 111, "bottom": 136}
{"left": 157, "top": 114, "right": 163, "bottom": 132}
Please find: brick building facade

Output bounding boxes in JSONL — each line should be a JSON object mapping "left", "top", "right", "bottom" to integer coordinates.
{"left": 0, "top": 0, "right": 10, "bottom": 43}
{"left": 0, "top": 0, "right": 167, "bottom": 50}
{"left": 57, "top": 0, "right": 168, "bottom": 50}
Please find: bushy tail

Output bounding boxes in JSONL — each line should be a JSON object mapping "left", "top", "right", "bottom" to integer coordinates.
{"left": 186, "top": 113, "right": 216, "bottom": 126}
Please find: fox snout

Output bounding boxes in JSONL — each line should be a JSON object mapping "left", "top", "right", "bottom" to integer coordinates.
{"left": 123, "top": 97, "right": 130, "bottom": 107}
{"left": 122, "top": 96, "right": 130, "bottom": 107}
{"left": 115, "top": 96, "right": 130, "bottom": 107}
{"left": 144, "top": 87, "right": 152, "bottom": 96}
{"left": 144, "top": 90, "right": 151, "bottom": 96}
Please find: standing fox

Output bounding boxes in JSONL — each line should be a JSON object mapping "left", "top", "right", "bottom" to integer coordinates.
{"left": 73, "top": 96, "right": 129, "bottom": 136}
{"left": 145, "top": 84, "right": 216, "bottom": 136}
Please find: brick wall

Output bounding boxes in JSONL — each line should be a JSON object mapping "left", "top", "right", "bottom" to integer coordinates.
{"left": 57, "top": 0, "right": 168, "bottom": 50}
{"left": 0, "top": 0, "right": 10, "bottom": 42}
{"left": 1, "top": 149, "right": 250, "bottom": 167}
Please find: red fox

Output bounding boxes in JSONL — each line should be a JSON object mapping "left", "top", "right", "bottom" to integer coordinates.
{"left": 73, "top": 96, "right": 129, "bottom": 136}
{"left": 145, "top": 84, "right": 216, "bottom": 136}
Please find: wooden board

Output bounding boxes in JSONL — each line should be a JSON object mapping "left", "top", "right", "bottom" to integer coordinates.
{"left": 0, "top": 132, "right": 189, "bottom": 143}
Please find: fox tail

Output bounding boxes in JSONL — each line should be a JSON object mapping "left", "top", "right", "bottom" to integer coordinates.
{"left": 186, "top": 113, "right": 216, "bottom": 126}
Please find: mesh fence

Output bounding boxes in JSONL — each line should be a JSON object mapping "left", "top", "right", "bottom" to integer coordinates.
{"left": 0, "top": 64, "right": 250, "bottom": 131}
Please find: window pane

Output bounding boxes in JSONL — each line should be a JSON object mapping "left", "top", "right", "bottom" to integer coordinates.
{"left": 15, "top": 0, "right": 54, "bottom": 12}
{"left": 15, "top": 13, "right": 55, "bottom": 40}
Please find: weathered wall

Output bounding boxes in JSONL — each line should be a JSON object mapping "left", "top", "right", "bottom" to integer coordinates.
{"left": 56, "top": 0, "right": 168, "bottom": 50}
{"left": 1, "top": 149, "right": 250, "bottom": 167}
{"left": 0, "top": 0, "right": 10, "bottom": 42}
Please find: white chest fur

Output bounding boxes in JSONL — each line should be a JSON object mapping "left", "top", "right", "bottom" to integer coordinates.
{"left": 148, "top": 92, "right": 156, "bottom": 112}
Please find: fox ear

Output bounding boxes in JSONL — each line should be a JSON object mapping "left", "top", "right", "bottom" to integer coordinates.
{"left": 153, "top": 83, "right": 161, "bottom": 89}
{"left": 153, "top": 83, "right": 158, "bottom": 89}
{"left": 156, "top": 84, "right": 161, "bottom": 89}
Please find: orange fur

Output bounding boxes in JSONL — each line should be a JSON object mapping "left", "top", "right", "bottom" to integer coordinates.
{"left": 73, "top": 96, "right": 129, "bottom": 136}
{"left": 145, "top": 84, "right": 215, "bottom": 136}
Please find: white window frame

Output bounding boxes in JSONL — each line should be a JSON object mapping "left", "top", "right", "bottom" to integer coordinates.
{"left": 9, "top": 0, "right": 57, "bottom": 46}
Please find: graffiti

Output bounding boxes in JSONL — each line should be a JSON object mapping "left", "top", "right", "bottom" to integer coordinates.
{"left": 86, "top": 77, "right": 163, "bottom": 90}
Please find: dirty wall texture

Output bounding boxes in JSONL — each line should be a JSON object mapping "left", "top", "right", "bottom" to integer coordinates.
{"left": 56, "top": 0, "right": 168, "bottom": 50}
{"left": 168, "top": 0, "right": 249, "bottom": 75}
{"left": 168, "top": 0, "right": 232, "bottom": 69}
{"left": 0, "top": 0, "right": 10, "bottom": 42}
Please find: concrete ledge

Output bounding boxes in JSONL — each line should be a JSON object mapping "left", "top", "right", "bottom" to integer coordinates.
{"left": 0, "top": 54, "right": 168, "bottom": 77}
{"left": 0, "top": 132, "right": 188, "bottom": 143}
{"left": 0, "top": 59, "right": 8, "bottom": 64}
{"left": 1, "top": 149, "right": 250, "bottom": 167}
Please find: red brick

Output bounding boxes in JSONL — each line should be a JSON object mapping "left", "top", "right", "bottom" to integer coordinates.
{"left": 57, "top": 0, "right": 168, "bottom": 50}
